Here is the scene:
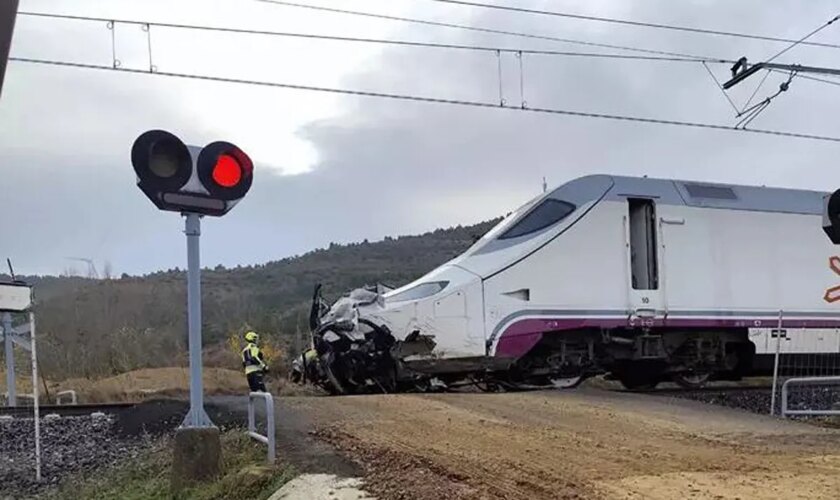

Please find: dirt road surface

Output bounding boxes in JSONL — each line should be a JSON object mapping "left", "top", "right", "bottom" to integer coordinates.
{"left": 271, "top": 388, "right": 840, "bottom": 500}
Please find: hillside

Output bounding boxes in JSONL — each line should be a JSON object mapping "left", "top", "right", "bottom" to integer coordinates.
{"left": 1, "top": 219, "right": 499, "bottom": 380}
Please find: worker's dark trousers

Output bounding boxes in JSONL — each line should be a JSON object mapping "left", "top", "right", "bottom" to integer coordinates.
{"left": 247, "top": 371, "right": 267, "bottom": 392}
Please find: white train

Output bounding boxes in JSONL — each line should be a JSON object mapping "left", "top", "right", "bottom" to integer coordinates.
{"left": 303, "top": 175, "right": 840, "bottom": 393}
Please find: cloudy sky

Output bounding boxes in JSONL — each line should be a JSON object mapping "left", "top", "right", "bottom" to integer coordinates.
{"left": 2, "top": 0, "right": 840, "bottom": 276}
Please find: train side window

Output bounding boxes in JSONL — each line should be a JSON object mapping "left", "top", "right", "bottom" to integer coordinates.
{"left": 498, "top": 199, "right": 576, "bottom": 240}
{"left": 628, "top": 198, "right": 659, "bottom": 290}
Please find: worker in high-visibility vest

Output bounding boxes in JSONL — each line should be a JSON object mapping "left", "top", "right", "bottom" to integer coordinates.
{"left": 241, "top": 331, "right": 268, "bottom": 392}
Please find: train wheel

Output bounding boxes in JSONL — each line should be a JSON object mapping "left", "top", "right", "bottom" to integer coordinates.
{"left": 672, "top": 371, "right": 711, "bottom": 389}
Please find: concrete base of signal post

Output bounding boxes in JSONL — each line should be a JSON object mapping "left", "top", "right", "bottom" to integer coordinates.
{"left": 171, "top": 427, "right": 222, "bottom": 492}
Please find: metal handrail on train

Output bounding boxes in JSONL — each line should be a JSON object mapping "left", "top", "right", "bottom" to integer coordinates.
{"left": 246, "top": 392, "right": 276, "bottom": 463}
{"left": 781, "top": 376, "right": 840, "bottom": 417}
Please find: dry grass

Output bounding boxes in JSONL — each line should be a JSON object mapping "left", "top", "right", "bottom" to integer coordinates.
{"left": 56, "top": 367, "right": 249, "bottom": 403}
{"left": 47, "top": 430, "right": 296, "bottom": 500}
{"left": 2, "top": 366, "right": 323, "bottom": 404}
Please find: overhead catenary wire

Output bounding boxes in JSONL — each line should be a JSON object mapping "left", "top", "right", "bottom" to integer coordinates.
{"left": 10, "top": 55, "right": 840, "bottom": 145}
{"left": 774, "top": 70, "right": 840, "bottom": 87}
{"left": 742, "top": 69, "right": 772, "bottom": 113}
{"left": 735, "top": 71, "right": 796, "bottom": 128}
{"left": 254, "top": 0, "right": 723, "bottom": 60}
{"left": 701, "top": 61, "right": 740, "bottom": 114}
{"left": 765, "top": 12, "right": 840, "bottom": 63}
{"left": 17, "top": 10, "right": 731, "bottom": 63}
{"left": 425, "top": 0, "right": 840, "bottom": 51}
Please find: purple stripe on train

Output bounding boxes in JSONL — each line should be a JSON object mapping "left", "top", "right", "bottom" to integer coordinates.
{"left": 493, "top": 316, "right": 840, "bottom": 358}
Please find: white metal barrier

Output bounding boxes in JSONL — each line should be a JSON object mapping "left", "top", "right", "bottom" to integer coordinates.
{"left": 55, "top": 390, "right": 77, "bottom": 405}
{"left": 2, "top": 392, "right": 35, "bottom": 405}
{"left": 781, "top": 376, "right": 840, "bottom": 417}
{"left": 247, "top": 392, "right": 276, "bottom": 463}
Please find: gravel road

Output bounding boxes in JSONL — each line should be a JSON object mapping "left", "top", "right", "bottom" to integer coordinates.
{"left": 274, "top": 389, "right": 840, "bottom": 500}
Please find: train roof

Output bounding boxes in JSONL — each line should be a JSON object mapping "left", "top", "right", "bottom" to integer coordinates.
{"left": 574, "top": 174, "right": 827, "bottom": 215}
{"left": 457, "top": 174, "right": 828, "bottom": 260}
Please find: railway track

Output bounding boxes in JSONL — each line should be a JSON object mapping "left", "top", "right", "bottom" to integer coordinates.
{"left": 633, "top": 385, "right": 774, "bottom": 395}
{"left": 0, "top": 402, "right": 136, "bottom": 418}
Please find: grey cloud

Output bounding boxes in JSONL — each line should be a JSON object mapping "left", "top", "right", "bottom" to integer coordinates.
{"left": 4, "top": 0, "right": 840, "bottom": 275}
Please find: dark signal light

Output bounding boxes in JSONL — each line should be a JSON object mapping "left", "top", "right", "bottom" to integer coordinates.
{"left": 131, "top": 130, "right": 192, "bottom": 191}
{"left": 824, "top": 189, "right": 840, "bottom": 244}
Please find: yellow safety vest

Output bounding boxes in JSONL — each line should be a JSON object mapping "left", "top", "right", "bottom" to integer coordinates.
{"left": 242, "top": 343, "right": 266, "bottom": 374}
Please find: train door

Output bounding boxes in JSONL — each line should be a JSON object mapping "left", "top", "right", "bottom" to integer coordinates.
{"left": 626, "top": 198, "right": 664, "bottom": 326}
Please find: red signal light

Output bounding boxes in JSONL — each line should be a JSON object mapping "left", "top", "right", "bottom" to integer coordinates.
{"left": 212, "top": 154, "right": 242, "bottom": 188}
{"left": 196, "top": 141, "right": 253, "bottom": 203}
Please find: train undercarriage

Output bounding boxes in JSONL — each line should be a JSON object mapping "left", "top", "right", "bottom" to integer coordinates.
{"left": 290, "top": 287, "right": 756, "bottom": 394}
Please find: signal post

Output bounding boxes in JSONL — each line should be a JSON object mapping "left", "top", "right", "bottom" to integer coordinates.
{"left": 131, "top": 130, "right": 253, "bottom": 488}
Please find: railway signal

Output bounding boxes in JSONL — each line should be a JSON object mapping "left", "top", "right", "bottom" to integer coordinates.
{"left": 131, "top": 130, "right": 254, "bottom": 432}
{"left": 824, "top": 189, "right": 840, "bottom": 244}
{"left": 132, "top": 129, "right": 256, "bottom": 486}
{"left": 131, "top": 130, "right": 253, "bottom": 217}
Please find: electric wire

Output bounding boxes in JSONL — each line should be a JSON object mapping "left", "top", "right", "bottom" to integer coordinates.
{"left": 735, "top": 71, "right": 796, "bottom": 128}
{"left": 701, "top": 61, "right": 740, "bottom": 114}
{"left": 254, "top": 0, "right": 722, "bottom": 60}
{"left": 16, "top": 10, "right": 731, "bottom": 63}
{"left": 742, "top": 69, "right": 772, "bottom": 113}
{"left": 425, "top": 0, "right": 840, "bottom": 51}
{"left": 10, "top": 55, "right": 840, "bottom": 144}
{"left": 766, "top": 13, "right": 840, "bottom": 63}
{"left": 775, "top": 70, "right": 840, "bottom": 87}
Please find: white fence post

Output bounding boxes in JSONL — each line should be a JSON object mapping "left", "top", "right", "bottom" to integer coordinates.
{"left": 769, "top": 310, "right": 783, "bottom": 415}
{"left": 246, "top": 392, "right": 275, "bottom": 464}
{"left": 29, "top": 312, "right": 40, "bottom": 482}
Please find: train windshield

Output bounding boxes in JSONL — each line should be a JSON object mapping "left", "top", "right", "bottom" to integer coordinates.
{"left": 498, "top": 199, "right": 576, "bottom": 239}
{"left": 464, "top": 198, "right": 540, "bottom": 249}
{"left": 456, "top": 175, "right": 615, "bottom": 258}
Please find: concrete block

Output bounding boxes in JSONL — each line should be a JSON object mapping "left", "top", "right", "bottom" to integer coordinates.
{"left": 171, "top": 426, "right": 222, "bottom": 492}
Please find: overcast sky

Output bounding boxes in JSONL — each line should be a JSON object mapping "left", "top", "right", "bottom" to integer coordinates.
{"left": 2, "top": 0, "right": 840, "bottom": 276}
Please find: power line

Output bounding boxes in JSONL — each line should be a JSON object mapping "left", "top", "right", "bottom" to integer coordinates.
{"left": 15, "top": 10, "right": 730, "bottom": 63}
{"left": 771, "top": 69, "right": 840, "bottom": 87}
{"left": 255, "top": 0, "right": 723, "bottom": 60}
{"left": 426, "top": 0, "right": 840, "bottom": 51}
{"left": 701, "top": 61, "right": 739, "bottom": 114}
{"left": 766, "top": 13, "right": 840, "bottom": 63}
{"left": 10, "top": 55, "right": 840, "bottom": 144}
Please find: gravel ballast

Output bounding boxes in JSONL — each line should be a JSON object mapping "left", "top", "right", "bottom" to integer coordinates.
{"left": 667, "top": 385, "right": 840, "bottom": 419}
{"left": 0, "top": 414, "right": 152, "bottom": 498}
{"left": 0, "top": 398, "right": 251, "bottom": 498}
